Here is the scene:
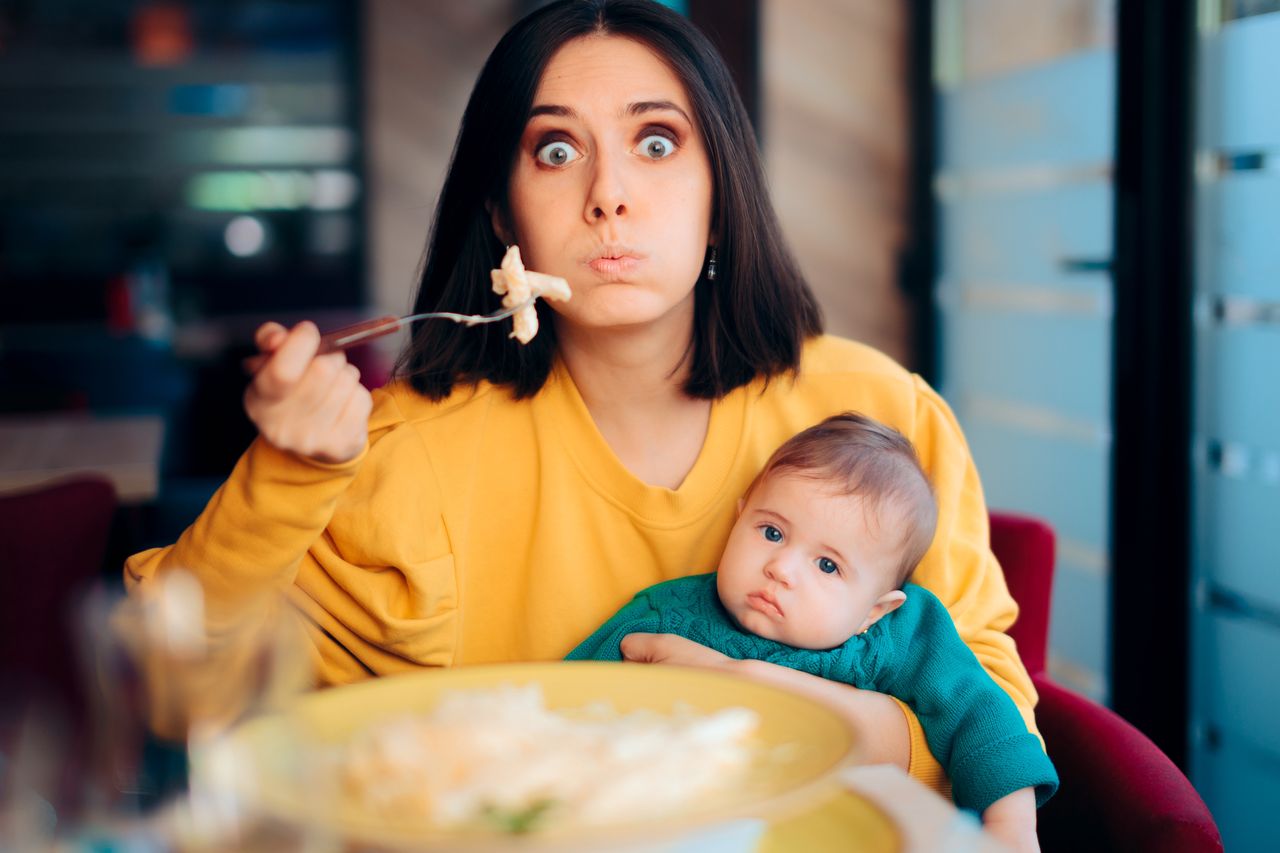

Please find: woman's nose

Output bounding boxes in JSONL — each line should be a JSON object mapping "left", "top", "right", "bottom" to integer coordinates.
{"left": 584, "top": 149, "right": 629, "bottom": 222}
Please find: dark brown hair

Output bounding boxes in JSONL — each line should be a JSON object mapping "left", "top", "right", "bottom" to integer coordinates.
{"left": 750, "top": 412, "right": 938, "bottom": 588}
{"left": 394, "top": 0, "right": 822, "bottom": 400}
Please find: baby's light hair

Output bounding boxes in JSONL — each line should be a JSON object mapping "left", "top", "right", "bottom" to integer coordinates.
{"left": 747, "top": 412, "right": 938, "bottom": 589}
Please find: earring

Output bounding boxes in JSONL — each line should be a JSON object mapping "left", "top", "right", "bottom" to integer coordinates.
{"left": 706, "top": 247, "right": 718, "bottom": 281}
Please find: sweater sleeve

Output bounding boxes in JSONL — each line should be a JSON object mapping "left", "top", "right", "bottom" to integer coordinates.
{"left": 564, "top": 590, "right": 663, "bottom": 661}
{"left": 904, "top": 377, "right": 1042, "bottom": 765}
{"left": 118, "top": 434, "right": 371, "bottom": 737}
{"left": 121, "top": 388, "right": 460, "bottom": 688}
{"left": 873, "top": 588, "right": 1058, "bottom": 813}
{"left": 124, "top": 436, "right": 365, "bottom": 626}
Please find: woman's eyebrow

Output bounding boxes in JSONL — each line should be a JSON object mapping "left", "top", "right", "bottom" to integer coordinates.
{"left": 627, "top": 100, "right": 691, "bottom": 124}
{"left": 529, "top": 104, "right": 575, "bottom": 119}
{"left": 526, "top": 101, "right": 692, "bottom": 124}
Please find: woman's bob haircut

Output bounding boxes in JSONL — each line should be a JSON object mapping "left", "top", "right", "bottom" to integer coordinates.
{"left": 396, "top": 0, "right": 823, "bottom": 400}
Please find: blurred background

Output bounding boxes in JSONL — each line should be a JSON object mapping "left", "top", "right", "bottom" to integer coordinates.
{"left": 0, "top": 0, "right": 1276, "bottom": 848}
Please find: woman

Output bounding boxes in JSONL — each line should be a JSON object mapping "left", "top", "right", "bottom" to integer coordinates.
{"left": 126, "top": 0, "right": 1038, "bottom": 842}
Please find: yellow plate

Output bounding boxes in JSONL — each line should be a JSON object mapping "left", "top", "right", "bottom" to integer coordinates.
{"left": 218, "top": 661, "right": 865, "bottom": 850}
{"left": 761, "top": 790, "right": 900, "bottom": 852}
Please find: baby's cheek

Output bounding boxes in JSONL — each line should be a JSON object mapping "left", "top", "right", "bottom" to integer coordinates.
{"left": 805, "top": 612, "right": 854, "bottom": 649}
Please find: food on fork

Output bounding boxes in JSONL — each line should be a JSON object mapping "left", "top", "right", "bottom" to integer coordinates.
{"left": 491, "top": 245, "right": 572, "bottom": 344}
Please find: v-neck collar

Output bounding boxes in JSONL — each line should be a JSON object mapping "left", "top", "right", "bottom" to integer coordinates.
{"left": 533, "top": 357, "right": 748, "bottom": 528}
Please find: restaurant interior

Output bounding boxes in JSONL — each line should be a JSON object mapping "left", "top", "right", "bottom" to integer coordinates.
{"left": 0, "top": 1, "right": 1276, "bottom": 850}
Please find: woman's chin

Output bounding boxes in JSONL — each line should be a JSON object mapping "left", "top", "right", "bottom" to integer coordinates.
{"left": 558, "top": 305, "right": 685, "bottom": 333}
{"left": 554, "top": 288, "right": 695, "bottom": 333}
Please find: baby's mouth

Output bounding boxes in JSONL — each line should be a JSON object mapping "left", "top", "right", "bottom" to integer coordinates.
{"left": 746, "top": 591, "right": 784, "bottom": 618}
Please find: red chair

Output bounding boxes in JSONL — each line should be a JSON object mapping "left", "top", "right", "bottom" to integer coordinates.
{"left": 989, "top": 511, "right": 1223, "bottom": 853}
{"left": 0, "top": 476, "right": 117, "bottom": 713}
{"left": 0, "top": 475, "right": 118, "bottom": 813}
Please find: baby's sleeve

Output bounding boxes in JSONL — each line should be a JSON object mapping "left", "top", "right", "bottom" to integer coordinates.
{"left": 875, "top": 588, "right": 1059, "bottom": 813}
{"left": 564, "top": 592, "right": 662, "bottom": 662}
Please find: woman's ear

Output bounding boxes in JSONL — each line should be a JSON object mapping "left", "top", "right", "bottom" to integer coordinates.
{"left": 486, "top": 200, "right": 514, "bottom": 246}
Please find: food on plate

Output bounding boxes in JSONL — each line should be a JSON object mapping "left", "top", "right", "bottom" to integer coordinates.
{"left": 490, "top": 245, "right": 572, "bottom": 344}
{"left": 337, "top": 684, "right": 759, "bottom": 833}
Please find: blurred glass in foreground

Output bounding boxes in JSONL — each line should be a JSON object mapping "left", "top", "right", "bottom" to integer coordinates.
{"left": 1, "top": 569, "right": 313, "bottom": 850}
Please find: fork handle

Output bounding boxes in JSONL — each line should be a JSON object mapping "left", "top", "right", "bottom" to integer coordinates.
{"left": 243, "top": 315, "right": 402, "bottom": 374}
{"left": 317, "top": 314, "right": 403, "bottom": 354}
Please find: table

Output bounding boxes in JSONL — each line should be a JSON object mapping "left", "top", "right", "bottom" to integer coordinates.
{"left": 0, "top": 413, "right": 165, "bottom": 503}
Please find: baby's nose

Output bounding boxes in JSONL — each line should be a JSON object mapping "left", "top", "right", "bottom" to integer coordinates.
{"left": 764, "top": 557, "right": 795, "bottom": 586}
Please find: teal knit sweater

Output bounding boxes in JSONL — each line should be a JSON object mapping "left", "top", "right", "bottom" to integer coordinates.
{"left": 566, "top": 573, "right": 1058, "bottom": 813}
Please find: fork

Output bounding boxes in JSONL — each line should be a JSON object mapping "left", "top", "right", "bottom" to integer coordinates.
{"left": 242, "top": 298, "right": 535, "bottom": 374}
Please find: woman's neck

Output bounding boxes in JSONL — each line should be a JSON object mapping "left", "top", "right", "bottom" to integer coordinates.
{"left": 554, "top": 318, "right": 694, "bottom": 415}
{"left": 554, "top": 315, "right": 711, "bottom": 490}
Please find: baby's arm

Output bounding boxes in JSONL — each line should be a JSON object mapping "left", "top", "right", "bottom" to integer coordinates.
{"left": 874, "top": 587, "right": 1058, "bottom": 814}
{"left": 730, "top": 658, "right": 912, "bottom": 768}
{"left": 618, "top": 632, "right": 912, "bottom": 769}
{"left": 983, "top": 787, "right": 1039, "bottom": 853}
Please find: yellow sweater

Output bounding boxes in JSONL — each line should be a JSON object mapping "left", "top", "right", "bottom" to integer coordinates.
{"left": 125, "top": 335, "right": 1037, "bottom": 789}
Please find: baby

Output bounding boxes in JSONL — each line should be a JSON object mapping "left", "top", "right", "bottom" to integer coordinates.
{"left": 567, "top": 412, "right": 1057, "bottom": 832}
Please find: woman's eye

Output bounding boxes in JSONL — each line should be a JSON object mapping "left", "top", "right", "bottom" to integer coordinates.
{"left": 817, "top": 557, "right": 840, "bottom": 575}
{"left": 637, "top": 133, "right": 675, "bottom": 160}
{"left": 760, "top": 525, "right": 783, "bottom": 543}
{"left": 536, "top": 141, "right": 579, "bottom": 167}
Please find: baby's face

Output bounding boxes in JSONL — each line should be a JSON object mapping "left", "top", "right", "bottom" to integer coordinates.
{"left": 716, "top": 472, "right": 907, "bottom": 650}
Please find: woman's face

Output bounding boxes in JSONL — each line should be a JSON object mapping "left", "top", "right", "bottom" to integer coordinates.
{"left": 498, "top": 34, "right": 715, "bottom": 335}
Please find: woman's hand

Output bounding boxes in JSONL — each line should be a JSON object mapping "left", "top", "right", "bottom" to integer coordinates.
{"left": 620, "top": 634, "right": 911, "bottom": 769}
{"left": 243, "top": 321, "right": 373, "bottom": 464}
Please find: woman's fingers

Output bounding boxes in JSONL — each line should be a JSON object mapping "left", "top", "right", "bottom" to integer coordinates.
{"left": 321, "top": 366, "right": 374, "bottom": 462}
{"left": 254, "top": 321, "right": 289, "bottom": 352}
{"left": 254, "top": 322, "right": 321, "bottom": 398}
{"left": 286, "top": 352, "right": 350, "bottom": 415}
{"left": 243, "top": 322, "right": 372, "bottom": 464}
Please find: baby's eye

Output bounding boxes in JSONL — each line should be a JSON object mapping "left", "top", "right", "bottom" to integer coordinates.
{"left": 817, "top": 557, "right": 840, "bottom": 575}
{"left": 637, "top": 133, "right": 675, "bottom": 160}
{"left": 536, "top": 140, "right": 579, "bottom": 167}
{"left": 760, "top": 525, "right": 783, "bottom": 543}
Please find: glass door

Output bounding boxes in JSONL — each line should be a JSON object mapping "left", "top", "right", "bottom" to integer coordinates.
{"left": 1190, "top": 2, "right": 1280, "bottom": 848}
{"left": 933, "top": 0, "right": 1117, "bottom": 702}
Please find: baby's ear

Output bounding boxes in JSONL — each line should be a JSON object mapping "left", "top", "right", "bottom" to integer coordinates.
{"left": 858, "top": 589, "right": 908, "bottom": 634}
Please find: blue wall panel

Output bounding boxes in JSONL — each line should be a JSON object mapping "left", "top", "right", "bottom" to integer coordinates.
{"left": 1212, "top": 12, "right": 1280, "bottom": 150}
{"left": 1194, "top": 731, "right": 1280, "bottom": 853}
{"left": 941, "top": 182, "right": 1113, "bottom": 284}
{"left": 939, "top": 50, "right": 1114, "bottom": 172}
{"left": 1203, "top": 173, "right": 1280, "bottom": 296}
{"left": 1196, "top": 474, "right": 1280, "bottom": 613}
{"left": 1047, "top": 565, "right": 1109, "bottom": 696}
{"left": 942, "top": 305, "right": 1112, "bottom": 428}
{"left": 1203, "top": 613, "right": 1280, "bottom": 756}
{"left": 1191, "top": 12, "right": 1280, "bottom": 842}
{"left": 1197, "top": 328, "right": 1280, "bottom": 450}
{"left": 961, "top": 420, "right": 1110, "bottom": 555}
{"left": 937, "top": 35, "right": 1116, "bottom": 707}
